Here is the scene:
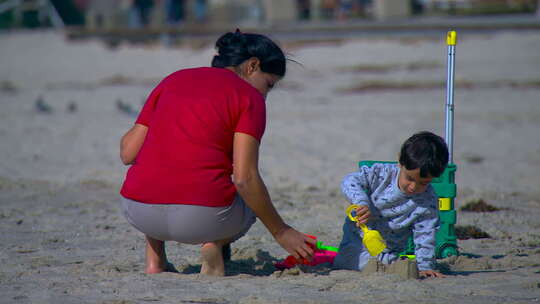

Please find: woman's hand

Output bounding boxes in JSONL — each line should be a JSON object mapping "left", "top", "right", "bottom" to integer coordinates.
{"left": 273, "top": 225, "right": 316, "bottom": 261}
{"left": 419, "top": 270, "right": 446, "bottom": 278}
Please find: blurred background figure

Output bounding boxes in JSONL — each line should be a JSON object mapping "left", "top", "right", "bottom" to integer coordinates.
{"left": 337, "top": 0, "right": 354, "bottom": 20}
{"left": 297, "top": 0, "right": 311, "bottom": 20}
{"left": 164, "top": 0, "right": 185, "bottom": 25}
{"left": 357, "top": 0, "right": 373, "bottom": 17}
{"left": 193, "top": 0, "right": 207, "bottom": 23}
{"left": 130, "top": 0, "right": 154, "bottom": 28}
{"left": 249, "top": 0, "right": 264, "bottom": 24}
{"left": 411, "top": 0, "right": 425, "bottom": 15}
{"left": 0, "top": 0, "right": 538, "bottom": 31}
{"left": 320, "top": 0, "right": 338, "bottom": 20}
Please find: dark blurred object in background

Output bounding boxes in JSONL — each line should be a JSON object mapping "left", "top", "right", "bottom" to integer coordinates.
{"left": 165, "top": 0, "right": 185, "bottom": 25}
{"left": 0, "top": 0, "right": 538, "bottom": 30}
{"left": 131, "top": 0, "right": 154, "bottom": 28}
{"left": 193, "top": 0, "right": 207, "bottom": 22}
{"left": 50, "top": 0, "right": 84, "bottom": 25}
{"left": 21, "top": 0, "right": 40, "bottom": 28}
{"left": 411, "top": 0, "right": 424, "bottom": 15}
{"left": 0, "top": 0, "right": 59, "bottom": 28}
{"left": 297, "top": 0, "right": 311, "bottom": 20}
{"left": 427, "top": 0, "right": 537, "bottom": 15}
{"left": 320, "top": 0, "right": 338, "bottom": 20}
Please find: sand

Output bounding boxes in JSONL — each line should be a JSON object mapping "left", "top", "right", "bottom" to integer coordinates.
{"left": 1, "top": 30, "right": 539, "bottom": 303}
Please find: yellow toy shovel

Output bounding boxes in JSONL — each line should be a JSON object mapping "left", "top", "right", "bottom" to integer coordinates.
{"left": 346, "top": 205, "right": 387, "bottom": 256}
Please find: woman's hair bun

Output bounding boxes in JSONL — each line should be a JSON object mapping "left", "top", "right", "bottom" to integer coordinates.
{"left": 212, "top": 31, "right": 249, "bottom": 68}
{"left": 215, "top": 30, "right": 246, "bottom": 52}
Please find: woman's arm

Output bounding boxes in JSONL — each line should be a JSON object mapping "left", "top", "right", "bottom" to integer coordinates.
{"left": 120, "top": 124, "right": 148, "bottom": 165}
{"left": 232, "top": 132, "right": 315, "bottom": 260}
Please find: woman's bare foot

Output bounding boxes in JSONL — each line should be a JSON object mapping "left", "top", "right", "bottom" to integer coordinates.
{"left": 146, "top": 262, "right": 166, "bottom": 274}
{"left": 146, "top": 262, "right": 178, "bottom": 274}
{"left": 145, "top": 235, "right": 168, "bottom": 274}
{"left": 200, "top": 242, "right": 225, "bottom": 276}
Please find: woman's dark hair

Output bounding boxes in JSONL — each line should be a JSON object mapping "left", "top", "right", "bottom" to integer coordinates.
{"left": 211, "top": 30, "right": 286, "bottom": 77}
{"left": 399, "top": 131, "right": 449, "bottom": 178}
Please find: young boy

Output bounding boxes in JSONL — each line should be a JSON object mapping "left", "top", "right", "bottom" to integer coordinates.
{"left": 333, "top": 131, "right": 448, "bottom": 278}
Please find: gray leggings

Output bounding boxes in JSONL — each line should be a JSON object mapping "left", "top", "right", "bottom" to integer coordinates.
{"left": 120, "top": 195, "right": 256, "bottom": 244}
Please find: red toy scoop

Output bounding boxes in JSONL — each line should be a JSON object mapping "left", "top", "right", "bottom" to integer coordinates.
{"left": 274, "top": 235, "right": 338, "bottom": 270}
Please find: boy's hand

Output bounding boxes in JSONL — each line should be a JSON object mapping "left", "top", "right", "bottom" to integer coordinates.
{"left": 419, "top": 270, "right": 446, "bottom": 278}
{"left": 352, "top": 205, "right": 371, "bottom": 226}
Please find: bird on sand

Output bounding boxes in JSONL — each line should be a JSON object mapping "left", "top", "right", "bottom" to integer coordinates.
{"left": 67, "top": 101, "right": 78, "bottom": 113}
{"left": 35, "top": 95, "right": 52, "bottom": 113}
{"left": 116, "top": 99, "right": 138, "bottom": 117}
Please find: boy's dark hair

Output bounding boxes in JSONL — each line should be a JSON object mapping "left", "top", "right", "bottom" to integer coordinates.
{"left": 399, "top": 131, "right": 449, "bottom": 178}
{"left": 211, "top": 30, "right": 286, "bottom": 77}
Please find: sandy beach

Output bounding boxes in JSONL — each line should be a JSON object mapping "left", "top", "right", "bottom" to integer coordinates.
{"left": 1, "top": 29, "right": 539, "bottom": 303}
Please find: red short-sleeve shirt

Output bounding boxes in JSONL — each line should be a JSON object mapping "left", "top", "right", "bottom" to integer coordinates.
{"left": 120, "top": 67, "right": 266, "bottom": 207}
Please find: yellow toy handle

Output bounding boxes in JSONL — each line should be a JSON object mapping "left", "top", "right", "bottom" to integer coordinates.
{"left": 346, "top": 205, "right": 359, "bottom": 222}
{"left": 447, "top": 30, "right": 457, "bottom": 46}
{"left": 346, "top": 205, "right": 369, "bottom": 234}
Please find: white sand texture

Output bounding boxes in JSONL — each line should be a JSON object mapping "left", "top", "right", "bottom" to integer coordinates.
{"left": 1, "top": 29, "right": 539, "bottom": 303}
